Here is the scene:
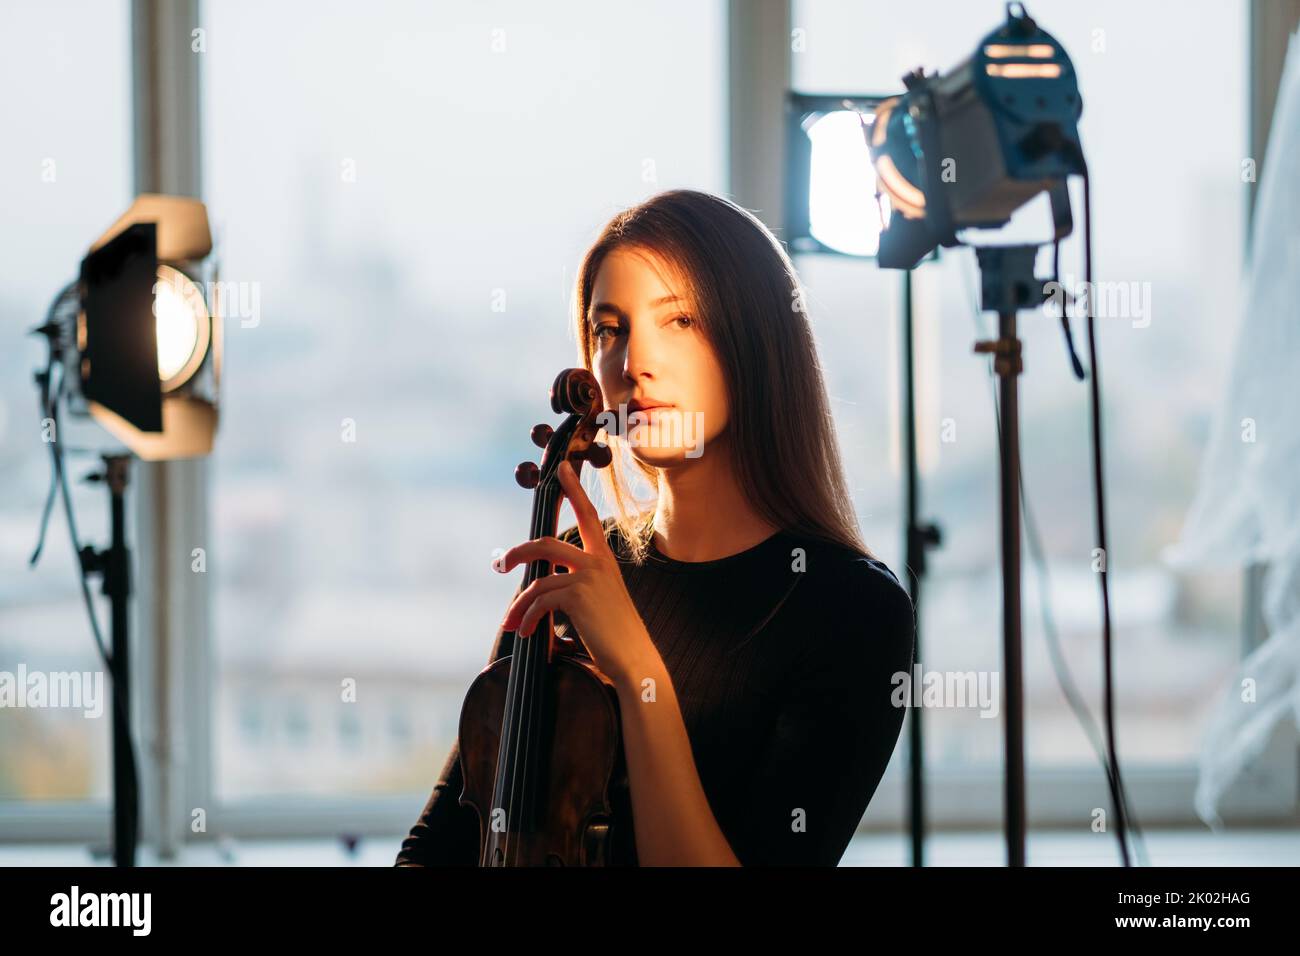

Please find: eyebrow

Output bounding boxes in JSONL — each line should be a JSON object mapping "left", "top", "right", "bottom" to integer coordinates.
{"left": 588, "top": 295, "right": 684, "bottom": 324}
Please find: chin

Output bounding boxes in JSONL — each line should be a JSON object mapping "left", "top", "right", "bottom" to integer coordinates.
{"left": 621, "top": 442, "right": 691, "bottom": 468}
{"left": 627, "top": 442, "right": 708, "bottom": 468}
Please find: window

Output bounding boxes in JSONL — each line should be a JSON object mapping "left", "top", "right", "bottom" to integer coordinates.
{"left": 4, "top": 0, "right": 1258, "bottom": 845}
{"left": 201, "top": 0, "right": 726, "bottom": 800}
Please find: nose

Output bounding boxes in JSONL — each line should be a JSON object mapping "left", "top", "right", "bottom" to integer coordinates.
{"left": 621, "top": 320, "right": 657, "bottom": 387}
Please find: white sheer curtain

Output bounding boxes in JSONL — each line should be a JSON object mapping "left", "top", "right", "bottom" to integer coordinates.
{"left": 1164, "top": 30, "right": 1300, "bottom": 827}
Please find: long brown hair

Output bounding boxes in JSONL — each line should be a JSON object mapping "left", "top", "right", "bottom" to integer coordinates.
{"left": 571, "top": 189, "right": 872, "bottom": 564}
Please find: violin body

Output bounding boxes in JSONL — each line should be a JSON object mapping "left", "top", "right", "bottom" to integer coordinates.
{"left": 458, "top": 652, "right": 636, "bottom": 865}
{"left": 455, "top": 368, "right": 637, "bottom": 866}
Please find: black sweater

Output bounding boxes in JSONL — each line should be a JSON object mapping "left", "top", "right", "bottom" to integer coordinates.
{"left": 395, "top": 518, "right": 915, "bottom": 866}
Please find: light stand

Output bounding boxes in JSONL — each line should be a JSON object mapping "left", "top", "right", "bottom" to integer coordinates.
{"left": 78, "top": 454, "right": 139, "bottom": 868}
{"left": 971, "top": 243, "right": 1042, "bottom": 867}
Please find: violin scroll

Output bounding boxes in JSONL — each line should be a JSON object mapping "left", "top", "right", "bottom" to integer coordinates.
{"left": 517, "top": 369, "right": 610, "bottom": 488}
{"left": 550, "top": 368, "right": 601, "bottom": 416}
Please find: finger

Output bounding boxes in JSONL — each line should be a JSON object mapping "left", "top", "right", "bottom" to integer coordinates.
{"left": 517, "top": 589, "right": 566, "bottom": 638}
{"left": 557, "top": 459, "right": 609, "bottom": 556}
{"left": 501, "top": 574, "right": 571, "bottom": 632}
{"left": 495, "top": 535, "right": 590, "bottom": 575}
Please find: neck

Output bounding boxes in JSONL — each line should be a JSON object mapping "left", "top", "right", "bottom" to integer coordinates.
{"left": 651, "top": 436, "right": 779, "bottom": 562}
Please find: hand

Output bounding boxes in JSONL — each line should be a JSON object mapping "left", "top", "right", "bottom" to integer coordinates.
{"left": 494, "top": 459, "right": 656, "bottom": 686}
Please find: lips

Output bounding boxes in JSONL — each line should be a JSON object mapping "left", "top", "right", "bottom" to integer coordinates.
{"left": 627, "top": 399, "right": 671, "bottom": 413}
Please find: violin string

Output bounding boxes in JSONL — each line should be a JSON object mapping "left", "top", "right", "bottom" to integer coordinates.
{"left": 495, "top": 480, "right": 546, "bottom": 866}
{"left": 516, "top": 477, "right": 559, "bottom": 864}
{"left": 491, "top": 562, "right": 521, "bottom": 865}
{"left": 504, "top": 476, "right": 559, "bottom": 865}
{"left": 499, "top": 482, "right": 538, "bottom": 866}
{"left": 502, "top": 486, "right": 544, "bottom": 866}
{"left": 495, "top": 553, "right": 526, "bottom": 867}
{"left": 525, "top": 477, "right": 563, "bottom": 863}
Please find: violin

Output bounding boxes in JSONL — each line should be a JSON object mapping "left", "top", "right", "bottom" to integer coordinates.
{"left": 456, "top": 368, "right": 637, "bottom": 866}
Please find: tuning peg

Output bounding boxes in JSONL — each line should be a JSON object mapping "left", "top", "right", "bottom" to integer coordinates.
{"left": 583, "top": 441, "right": 612, "bottom": 469}
{"left": 515, "top": 460, "right": 540, "bottom": 489}
{"left": 530, "top": 423, "right": 554, "bottom": 448}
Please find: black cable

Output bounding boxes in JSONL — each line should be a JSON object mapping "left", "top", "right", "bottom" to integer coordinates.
{"left": 1052, "top": 239, "right": 1086, "bottom": 380}
{"left": 29, "top": 361, "right": 59, "bottom": 568}
{"left": 28, "top": 282, "right": 78, "bottom": 568}
{"left": 1079, "top": 167, "right": 1133, "bottom": 866}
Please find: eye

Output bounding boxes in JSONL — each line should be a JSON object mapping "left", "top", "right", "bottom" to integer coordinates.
{"left": 672, "top": 314, "right": 694, "bottom": 330}
{"left": 593, "top": 324, "right": 621, "bottom": 342}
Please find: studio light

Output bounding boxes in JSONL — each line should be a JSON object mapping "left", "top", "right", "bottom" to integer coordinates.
{"left": 27, "top": 193, "right": 221, "bottom": 867}
{"left": 61, "top": 193, "right": 220, "bottom": 460}
{"left": 866, "top": 2, "right": 1085, "bottom": 268}
{"left": 851, "top": 3, "right": 1135, "bottom": 872}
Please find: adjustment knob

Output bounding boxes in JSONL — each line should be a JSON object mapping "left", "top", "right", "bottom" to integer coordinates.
{"left": 583, "top": 442, "right": 612, "bottom": 469}
{"left": 515, "top": 461, "right": 540, "bottom": 489}
{"left": 530, "top": 423, "right": 554, "bottom": 448}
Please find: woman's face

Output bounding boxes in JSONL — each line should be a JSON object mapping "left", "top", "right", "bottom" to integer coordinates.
{"left": 587, "top": 246, "right": 728, "bottom": 466}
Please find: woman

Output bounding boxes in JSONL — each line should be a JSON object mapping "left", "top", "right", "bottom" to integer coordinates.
{"left": 396, "top": 189, "right": 915, "bottom": 867}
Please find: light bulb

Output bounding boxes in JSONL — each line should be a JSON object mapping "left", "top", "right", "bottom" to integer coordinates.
{"left": 152, "top": 265, "right": 210, "bottom": 391}
{"left": 806, "top": 109, "right": 883, "bottom": 257}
